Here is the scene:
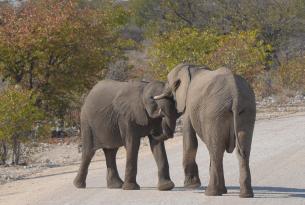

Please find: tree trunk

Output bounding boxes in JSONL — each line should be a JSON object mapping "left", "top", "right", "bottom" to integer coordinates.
{"left": 0, "top": 140, "right": 7, "bottom": 165}
{"left": 12, "top": 135, "right": 21, "bottom": 165}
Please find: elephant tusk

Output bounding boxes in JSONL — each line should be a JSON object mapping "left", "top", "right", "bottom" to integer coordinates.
{"left": 154, "top": 93, "right": 168, "bottom": 100}
{"left": 158, "top": 108, "right": 162, "bottom": 116}
{"left": 153, "top": 87, "right": 172, "bottom": 100}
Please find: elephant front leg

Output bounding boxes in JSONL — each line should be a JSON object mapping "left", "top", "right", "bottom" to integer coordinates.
{"left": 122, "top": 136, "right": 140, "bottom": 190}
{"left": 148, "top": 135, "right": 175, "bottom": 191}
{"left": 183, "top": 116, "right": 201, "bottom": 189}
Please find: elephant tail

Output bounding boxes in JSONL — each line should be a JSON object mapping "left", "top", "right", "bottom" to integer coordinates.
{"left": 232, "top": 101, "right": 246, "bottom": 158}
{"left": 80, "top": 111, "right": 94, "bottom": 153}
{"left": 226, "top": 115, "right": 236, "bottom": 153}
{"left": 226, "top": 106, "right": 240, "bottom": 154}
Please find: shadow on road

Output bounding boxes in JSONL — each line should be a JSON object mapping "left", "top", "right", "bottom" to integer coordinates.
{"left": 116, "top": 185, "right": 305, "bottom": 199}
{"left": 19, "top": 167, "right": 101, "bottom": 181}
{"left": 226, "top": 186, "right": 305, "bottom": 198}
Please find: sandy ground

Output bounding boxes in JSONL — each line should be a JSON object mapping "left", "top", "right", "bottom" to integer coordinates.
{"left": 0, "top": 112, "right": 305, "bottom": 205}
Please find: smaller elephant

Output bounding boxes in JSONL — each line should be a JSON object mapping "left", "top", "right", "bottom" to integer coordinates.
{"left": 74, "top": 80, "right": 178, "bottom": 191}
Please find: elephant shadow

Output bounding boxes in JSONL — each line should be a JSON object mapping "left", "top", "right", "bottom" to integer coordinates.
{"left": 142, "top": 186, "right": 305, "bottom": 198}
{"left": 86, "top": 185, "right": 305, "bottom": 199}
{"left": 191, "top": 186, "right": 305, "bottom": 199}
{"left": 243, "top": 186, "right": 305, "bottom": 199}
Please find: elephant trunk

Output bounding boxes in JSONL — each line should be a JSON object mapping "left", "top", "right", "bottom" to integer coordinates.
{"left": 161, "top": 117, "right": 175, "bottom": 139}
{"left": 151, "top": 116, "right": 176, "bottom": 141}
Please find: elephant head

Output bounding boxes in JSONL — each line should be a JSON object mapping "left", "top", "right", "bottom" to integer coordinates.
{"left": 143, "top": 81, "right": 179, "bottom": 141}
{"left": 113, "top": 81, "right": 178, "bottom": 141}
{"left": 154, "top": 64, "right": 191, "bottom": 113}
{"left": 154, "top": 64, "right": 204, "bottom": 113}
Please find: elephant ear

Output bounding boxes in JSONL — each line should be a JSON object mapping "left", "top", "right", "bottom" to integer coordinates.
{"left": 113, "top": 83, "right": 148, "bottom": 126}
{"left": 168, "top": 64, "right": 191, "bottom": 113}
{"left": 142, "top": 81, "right": 164, "bottom": 118}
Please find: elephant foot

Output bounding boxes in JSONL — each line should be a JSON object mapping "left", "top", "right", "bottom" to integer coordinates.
{"left": 107, "top": 177, "right": 124, "bottom": 189}
{"left": 122, "top": 182, "right": 140, "bottom": 190}
{"left": 204, "top": 186, "right": 224, "bottom": 196}
{"left": 73, "top": 177, "right": 86, "bottom": 189}
{"left": 184, "top": 175, "right": 201, "bottom": 189}
{"left": 239, "top": 188, "right": 254, "bottom": 198}
{"left": 221, "top": 186, "right": 227, "bottom": 194}
{"left": 158, "top": 179, "right": 175, "bottom": 191}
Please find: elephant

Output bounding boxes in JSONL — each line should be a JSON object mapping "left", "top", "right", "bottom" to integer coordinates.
{"left": 154, "top": 64, "right": 256, "bottom": 197}
{"left": 73, "top": 80, "right": 178, "bottom": 191}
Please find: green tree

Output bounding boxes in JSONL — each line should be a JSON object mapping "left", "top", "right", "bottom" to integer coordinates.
{"left": 275, "top": 55, "right": 305, "bottom": 91}
{"left": 0, "top": 86, "right": 46, "bottom": 164}
{"left": 130, "top": 0, "right": 305, "bottom": 60}
{"left": 149, "top": 28, "right": 271, "bottom": 94}
{"left": 204, "top": 30, "right": 272, "bottom": 82}
{"left": 149, "top": 28, "right": 220, "bottom": 79}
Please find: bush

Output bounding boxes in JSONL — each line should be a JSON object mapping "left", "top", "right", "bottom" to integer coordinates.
{"left": 205, "top": 31, "right": 271, "bottom": 82}
{"left": 275, "top": 56, "right": 305, "bottom": 91}
{"left": 149, "top": 28, "right": 272, "bottom": 95}
{"left": 149, "top": 28, "right": 220, "bottom": 79}
{"left": 0, "top": 86, "right": 48, "bottom": 164}
{"left": 0, "top": 0, "right": 132, "bottom": 119}
{"left": 204, "top": 30, "right": 273, "bottom": 96}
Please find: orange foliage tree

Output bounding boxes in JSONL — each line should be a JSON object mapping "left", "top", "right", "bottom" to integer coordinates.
{"left": 0, "top": 0, "right": 130, "bottom": 117}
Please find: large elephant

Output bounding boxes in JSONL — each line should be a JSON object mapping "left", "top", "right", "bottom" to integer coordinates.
{"left": 73, "top": 80, "right": 178, "bottom": 191}
{"left": 154, "top": 64, "right": 256, "bottom": 197}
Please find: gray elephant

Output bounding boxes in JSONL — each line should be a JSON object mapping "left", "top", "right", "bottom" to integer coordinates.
{"left": 154, "top": 64, "right": 256, "bottom": 197}
{"left": 73, "top": 80, "right": 178, "bottom": 191}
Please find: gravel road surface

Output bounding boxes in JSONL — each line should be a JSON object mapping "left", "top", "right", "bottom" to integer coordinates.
{"left": 1, "top": 113, "right": 305, "bottom": 205}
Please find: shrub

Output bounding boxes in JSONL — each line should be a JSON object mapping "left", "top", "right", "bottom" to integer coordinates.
{"left": 149, "top": 28, "right": 272, "bottom": 95}
{"left": 205, "top": 30, "right": 271, "bottom": 83}
{"left": 0, "top": 86, "right": 48, "bottom": 164}
{"left": 149, "top": 28, "right": 220, "bottom": 79}
{"left": 275, "top": 56, "right": 305, "bottom": 91}
{"left": 0, "top": 0, "right": 131, "bottom": 119}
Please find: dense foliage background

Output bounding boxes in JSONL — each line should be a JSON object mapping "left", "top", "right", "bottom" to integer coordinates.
{"left": 0, "top": 0, "right": 304, "bottom": 164}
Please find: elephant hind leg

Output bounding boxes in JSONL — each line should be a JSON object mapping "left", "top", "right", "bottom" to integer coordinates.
{"left": 74, "top": 150, "right": 95, "bottom": 188}
{"left": 236, "top": 131, "right": 253, "bottom": 198}
{"left": 103, "top": 148, "right": 123, "bottom": 189}
{"left": 74, "top": 122, "right": 95, "bottom": 189}
{"left": 205, "top": 148, "right": 226, "bottom": 196}
{"left": 204, "top": 121, "right": 227, "bottom": 196}
{"left": 183, "top": 115, "right": 201, "bottom": 189}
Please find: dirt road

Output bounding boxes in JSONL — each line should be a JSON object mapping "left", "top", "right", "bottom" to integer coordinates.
{"left": 1, "top": 113, "right": 305, "bottom": 205}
